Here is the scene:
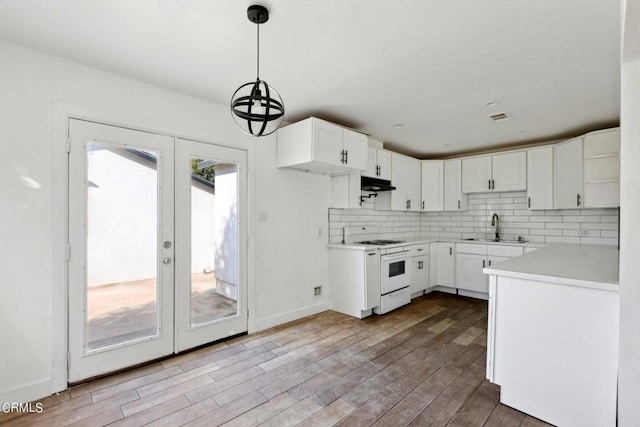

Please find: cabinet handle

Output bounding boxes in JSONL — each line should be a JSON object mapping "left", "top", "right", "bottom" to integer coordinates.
{"left": 492, "top": 179, "right": 495, "bottom": 190}
{"left": 577, "top": 193, "right": 581, "bottom": 207}
{"left": 376, "top": 165, "right": 381, "bottom": 176}
{"left": 457, "top": 200, "right": 461, "bottom": 210}
{"left": 407, "top": 200, "right": 411, "bottom": 210}
{"left": 449, "top": 247, "right": 452, "bottom": 256}
{"left": 528, "top": 197, "right": 531, "bottom": 208}
{"left": 488, "top": 260, "right": 492, "bottom": 266}
{"left": 483, "top": 260, "right": 486, "bottom": 268}
{"left": 345, "top": 150, "right": 348, "bottom": 164}
{"left": 368, "top": 252, "right": 376, "bottom": 256}
{"left": 417, "top": 248, "right": 423, "bottom": 251}
{"left": 340, "top": 150, "right": 345, "bottom": 164}
{"left": 488, "top": 180, "right": 491, "bottom": 190}
{"left": 422, "top": 201, "right": 425, "bottom": 210}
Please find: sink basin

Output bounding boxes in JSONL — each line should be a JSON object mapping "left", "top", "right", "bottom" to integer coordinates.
{"left": 462, "top": 238, "right": 528, "bottom": 244}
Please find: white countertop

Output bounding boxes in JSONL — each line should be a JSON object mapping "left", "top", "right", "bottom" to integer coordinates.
{"left": 328, "top": 238, "right": 543, "bottom": 251}
{"left": 483, "top": 243, "right": 619, "bottom": 292}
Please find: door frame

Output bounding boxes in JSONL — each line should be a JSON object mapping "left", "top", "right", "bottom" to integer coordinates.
{"left": 52, "top": 104, "right": 256, "bottom": 391}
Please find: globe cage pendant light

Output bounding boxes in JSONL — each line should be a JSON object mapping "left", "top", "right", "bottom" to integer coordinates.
{"left": 230, "top": 5, "right": 285, "bottom": 137}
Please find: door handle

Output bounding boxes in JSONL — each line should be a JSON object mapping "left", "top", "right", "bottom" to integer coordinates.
{"left": 163, "top": 257, "right": 172, "bottom": 265}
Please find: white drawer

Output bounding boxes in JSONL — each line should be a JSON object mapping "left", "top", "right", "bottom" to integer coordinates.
{"left": 456, "top": 243, "right": 487, "bottom": 255}
{"left": 409, "top": 243, "right": 429, "bottom": 255}
{"left": 374, "top": 287, "right": 411, "bottom": 314}
{"left": 488, "top": 245, "right": 523, "bottom": 257}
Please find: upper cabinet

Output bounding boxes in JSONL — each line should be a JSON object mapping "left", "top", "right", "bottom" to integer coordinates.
{"left": 583, "top": 128, "right": 620, "bottom": 208}
{"left": 364, "top": 147, "right": 392, "bottom": 180}
{"left": 277, "top": 117, "right": 368, "bottom": 174}
{"left": 421, "top": 160, "right": 444, "bottom": 212}
{"left": 527, "top": 146, "right": 554, "bottom": 210}
{"left": 462, "top": 151, "right": 527, "bottom": 193}
{"left": 554, "top": 137, "right": 584, "bottom": 209}
{"left": 375, "top": 154, "right": 421, "bottom": 211}
{"left": 443, "top": 159, "right": 468, "bottom": 211}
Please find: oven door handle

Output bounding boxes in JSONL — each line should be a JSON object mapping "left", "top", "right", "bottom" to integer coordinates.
{"left": 381, "top": 251, "right": 409, "bottom": 261}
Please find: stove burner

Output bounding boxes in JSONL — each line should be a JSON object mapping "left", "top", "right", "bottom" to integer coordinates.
{"left": 356, "top": 239, "right": 406, "bottom": 245}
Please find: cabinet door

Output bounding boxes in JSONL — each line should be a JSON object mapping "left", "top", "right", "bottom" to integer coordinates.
{"left": 492, "top": 151, "right": 526, "bottom": 192}
{"left": 462, "top": 156, "right": 492, "bottom": 193}
{"left": 342, "top": 129, "right": 368, "bottom": 171}
{"left": 437, "top": 243, "right": 455, "bottom": 287}
{"left": 377, "top": 150, "right": 392, "bottom": 181}
{"left": 421, "top": 160, "right": 444, "bottom": 211}
{"left": 405, "top": 157, "right": 421, "bottom": 212}
{"left": 312, "top": 119, "right": 343, "bottom": 166}
{"left": 527, "top": 146, "right": 553, "bottom": 210}
{"left": 364, "top": 146, "right": 378, "bottom": 178}
{"left": 583, "top": 128, "right": 620, "bottom": 208}
{"left": 444, "top": 159, "right": 467, "bottom": 211}
{"left": 411, "top": 255, "right": 429, "bottom": 294}
{"left": 554, "top": 137, "right": 583, "bottom": 209}
{"left": 390, "top": 154, "right": 407, "bottom": 211}
{"left": 456, "top": 253, "right": 487, "bottom": 293}
{"left": 331, "top": 172, "right": 361, "bottom": 209}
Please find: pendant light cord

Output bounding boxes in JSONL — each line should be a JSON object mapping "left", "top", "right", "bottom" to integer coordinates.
{"left": 256, "top": 22, "right": 260, "bottom": 80}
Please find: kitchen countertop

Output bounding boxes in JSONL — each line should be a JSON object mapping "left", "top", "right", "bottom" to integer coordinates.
{"left": 483, "top": 243, "right": 619, "bottom": 292}
{"left": 328, "top": 238, "right": 544, "bottom": 251}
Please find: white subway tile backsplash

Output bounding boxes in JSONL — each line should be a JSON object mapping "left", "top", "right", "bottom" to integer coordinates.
{"left": 328, "top": 190, "right": 619, "bottom": 246}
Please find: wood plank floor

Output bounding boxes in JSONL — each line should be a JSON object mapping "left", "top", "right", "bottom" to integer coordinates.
{"left": 0, "top": 292, "right": 553, "bottom": 426}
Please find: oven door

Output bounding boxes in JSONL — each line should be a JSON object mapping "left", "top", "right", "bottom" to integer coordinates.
{"left": 380, "top": 252, "right": 411, "bottom": 294}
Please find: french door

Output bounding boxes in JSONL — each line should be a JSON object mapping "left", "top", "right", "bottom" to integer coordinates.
{"left": 68, "top": 119, "right": 247, "bottom": 382}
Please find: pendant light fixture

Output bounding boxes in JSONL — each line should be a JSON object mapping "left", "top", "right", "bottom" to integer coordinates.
{"left": 230, "top": 5, "right": 285, "bottom": 137}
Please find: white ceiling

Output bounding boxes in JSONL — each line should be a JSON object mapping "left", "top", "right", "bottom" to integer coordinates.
{"left": 0, "top": 0, "right": 621, "bottom": 157}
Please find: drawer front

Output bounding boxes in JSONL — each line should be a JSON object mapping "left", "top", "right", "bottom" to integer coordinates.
{"left": 378, "top": 287, "right": 411, "bottom": 314}
{"left": 488, "top": 245, "right": 523, "bottom": 257}
{"left": 409, "top": 243, "right": 430, "bottom": 255}
{"left": 456, "top": 243, "right": 487, "bottom": 255}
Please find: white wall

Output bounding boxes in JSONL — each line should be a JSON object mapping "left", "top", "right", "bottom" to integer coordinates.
{"left": 619, "top": 59, "right": 640, "bottom": 427}
{"left": 253, "top": 140, "right": 332, "bottom": 330}
{"left": 0, "top": 39, "right": 331, "bottom": 403}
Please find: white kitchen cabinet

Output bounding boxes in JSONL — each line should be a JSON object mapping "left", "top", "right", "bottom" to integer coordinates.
{"left": 443, "top": 159, "right": 468, "bottom": 211}
{"left": 462, "top": 151, "right": 526, "bottom": 193}
{"left": 421, "top": 160, "right": 444, "bottom": 211}
{"left": 583, "top": 128, "right": 620, "bottom": 208}
{"left": 329, "top": 247, "right": 379, "bottom": 319}
{"left": 456, "top": 243, "right": 522, "bottom": 296}
{"left": 411, "top": 255, "right": 429, "bottom": 295}
{"left": 364, "top": 147, "right": 392, "bottom": 180}
{"left": 277, "top": 117, "right": 368, "bottom": 174}
{"left": 410, "top": 243, "right": 430, "bottom": 295}
{"left": 435, "top": 242, "right": 455, "bottom": 287}
{"left": 375, "top": 153, "right": 421, "bottom": 211}
{"left": 526, "top": 146, "right": 554, "bottom": 210}
{"left": 331, "top": 172, "right": 361, "bottom": 208}
{"left": 462, "top": 155, "right": 492, "bottom": 193}
{"left": 554, "top": 137, "right": 583, "bottom": 209}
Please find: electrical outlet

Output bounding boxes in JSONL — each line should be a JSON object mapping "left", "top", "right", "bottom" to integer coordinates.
{"left": 314, "top": 286, "right": 322, "bottom": 296}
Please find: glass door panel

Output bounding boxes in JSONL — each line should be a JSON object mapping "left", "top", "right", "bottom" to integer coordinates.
{"left": 189, "top": 158, "right": 240, "bottom": 326}
{"left": 85, "top": 143, "right": 160, "bottom": 350}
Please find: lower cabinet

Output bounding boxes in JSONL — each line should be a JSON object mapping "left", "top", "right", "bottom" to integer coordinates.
{"left": 411, "top": 254, "right": 429, "bottom": 295}
{"left": 329, "top": 247, "right": 379, "bottom": 319}
{"left": 430, "top": 242, "right": 455, "bottom": 288}
{"left": 456, "top": 244, "right": 523, "bottom": 296}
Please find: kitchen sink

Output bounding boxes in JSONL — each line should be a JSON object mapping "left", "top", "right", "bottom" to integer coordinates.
{"left": 462, "top": 238, "right": 528, "bottom": 243}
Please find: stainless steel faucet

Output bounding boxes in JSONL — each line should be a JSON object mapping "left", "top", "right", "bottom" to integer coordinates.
{"left": 491, "top": 213, "right": 500, "bottom": 241}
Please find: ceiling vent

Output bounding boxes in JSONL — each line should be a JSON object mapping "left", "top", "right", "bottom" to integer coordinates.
{"left": 488, "top": 112, "right": 512, "bottom": 122}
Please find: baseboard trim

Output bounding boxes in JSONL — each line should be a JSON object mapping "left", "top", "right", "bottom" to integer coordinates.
{"left": 0, "top": 377, "right": 62, "bottom": 405}
{"left": 252, "top": 301, "right": 331, "bottom": 332}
